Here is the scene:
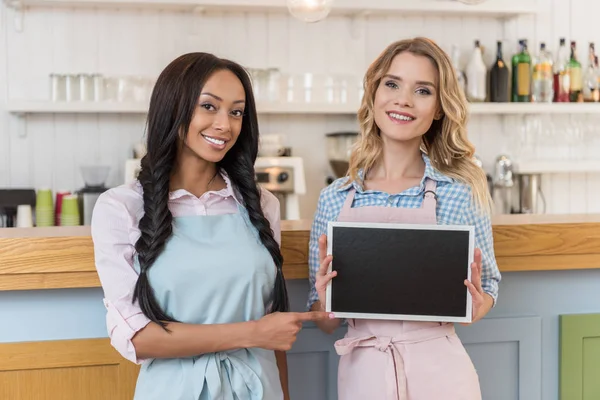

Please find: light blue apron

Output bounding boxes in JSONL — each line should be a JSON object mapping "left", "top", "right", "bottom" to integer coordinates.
{"left": 133, "top": 206, "right": 284, "bottom": 400}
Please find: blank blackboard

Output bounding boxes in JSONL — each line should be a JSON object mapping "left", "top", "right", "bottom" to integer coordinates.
{"left": 325, "top": 221, "right": 474, "bottom": 323}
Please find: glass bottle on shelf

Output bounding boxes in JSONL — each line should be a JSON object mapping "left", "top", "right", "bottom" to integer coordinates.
{"left": 553, "top": 38, "right": 570, "bottom": 102}
{"left": 567, "top": 41, "right": 583, "bottom": 102}
{"left": 451, "top": 44, "right": 467, "bottom": 97}
{"left": 511, "top": 39, "right": 532, "bottom": 102}
{"left": 465, "top": 40, "right": 487, "bottom": 102}
{"left": 489, "top": 41, "right": 509, "bottom": 102}
{"left": 595, "top": 56, "right": 600, "bottom": 102}
{"left": 532, "top": 42, "right": 554, "bottom": 103}
{"left": 583, "top": 42, "right": 598, "bottom": 102}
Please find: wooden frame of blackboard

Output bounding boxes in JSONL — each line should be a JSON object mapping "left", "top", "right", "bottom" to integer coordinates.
{"left": 325, "top": 221, "right": 474, "bottom": 324}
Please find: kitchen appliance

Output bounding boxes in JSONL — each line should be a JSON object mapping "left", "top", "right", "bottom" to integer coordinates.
{"left": 255, "top": 156, "right": 306, "bottom": 220}
{"left": 515, "top": 172, "right": 546, "bottom": 214}
{"left": 0, "top": 189, "right": 36, "bottom": 227}
{"left": 124, "top": 156, "right": 306, "bottom": 220}
{"left": 326, "top": 131, "right": 358, "bottom": 180}
{"left": 123, "top": 142, "right": 146, "bottom": 184}
{"left": 124, "top": 158, "right": 142, "bottom": 184}
{"left": 259, "top": 133, "right": 291, "bottom": 157}
{"left": 492, "top": 155, "right": 515, "bottom": 214}
{"left": 77, "top": 165, "right": 110, "bottom": 225}
{"left": 492, "top": 155, "right": 547, "bottom": 214}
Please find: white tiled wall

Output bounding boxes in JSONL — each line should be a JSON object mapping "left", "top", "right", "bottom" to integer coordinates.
{"left": 1, "top": 0, "right": 600, "bottom": 218}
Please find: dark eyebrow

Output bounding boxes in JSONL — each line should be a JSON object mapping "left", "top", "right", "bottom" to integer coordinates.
{"left": 383, "top": 74, "right": 436, "bottom": 88}
{"left": 200, "top": 92, "right": 246, "bottom": 104}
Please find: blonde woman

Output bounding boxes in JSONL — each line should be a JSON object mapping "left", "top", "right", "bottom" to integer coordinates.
{"left": 307, "top": 38, "right": 501, "bottom": 399}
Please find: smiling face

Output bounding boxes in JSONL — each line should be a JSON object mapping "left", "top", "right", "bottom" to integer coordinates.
{"left": 373, "top": 51, "right": 440, "bottom": 146}
{"left": 180, "top": 68, "right": 246, "bottom": 163}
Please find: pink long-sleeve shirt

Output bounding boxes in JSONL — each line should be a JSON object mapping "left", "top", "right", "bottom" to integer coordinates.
{"left": 91, "top": 172, "right": 281, "bottom": 364}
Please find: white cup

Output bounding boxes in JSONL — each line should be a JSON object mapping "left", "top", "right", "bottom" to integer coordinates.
{"left": 16, "top": 204, "right": 33, "bottom": 228}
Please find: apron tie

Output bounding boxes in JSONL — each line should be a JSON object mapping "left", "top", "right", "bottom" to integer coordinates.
{"left": 335, "top": 323, "right": 455, "bottom": 400}
{"left": 192, "top": 350, "right": 264, "bottom": 400}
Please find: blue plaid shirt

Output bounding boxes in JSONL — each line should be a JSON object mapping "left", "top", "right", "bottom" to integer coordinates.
{"left": 307, "top": 152, "right": 501, "bottom": 310}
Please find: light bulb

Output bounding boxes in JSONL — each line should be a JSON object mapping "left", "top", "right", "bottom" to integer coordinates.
{"left": 286, "top": 0, "right": 334, "bottom": 23}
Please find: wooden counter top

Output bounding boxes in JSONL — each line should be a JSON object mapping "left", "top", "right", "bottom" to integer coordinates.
{"left": 2, "top": 215, "right": 600, "bottom": 291}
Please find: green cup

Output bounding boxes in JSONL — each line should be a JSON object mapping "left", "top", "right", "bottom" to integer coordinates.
{"left": 36, "top": 188, "right": 53, "bottom": 208}
{"left": 60, "top": 195, "right": 80, "bottom": 226}
{"left": 35, "top": 188, "right": 55, "bottom": 227}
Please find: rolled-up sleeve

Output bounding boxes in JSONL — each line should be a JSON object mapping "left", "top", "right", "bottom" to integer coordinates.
{"left": 91, "top": 193, "right": 151, "bottom": 364}
{"left": 460, "top": 203, "right": 501, "bottom": 305}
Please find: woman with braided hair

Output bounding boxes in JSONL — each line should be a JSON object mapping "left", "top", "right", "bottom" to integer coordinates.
{"left": 91, "top": 53, "right": 329, "bottom": 400}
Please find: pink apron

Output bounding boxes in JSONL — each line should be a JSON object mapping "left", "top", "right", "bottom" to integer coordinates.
{"left": 334, "top": 179, "right": 482, "bottom": 400}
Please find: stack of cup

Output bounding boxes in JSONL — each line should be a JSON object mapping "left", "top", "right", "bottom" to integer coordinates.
{"left": 60, "top": 195, "right": 80, "bottom": 226}
{"left": 35, "top": 188, "right": 55, "bottom": 227}
{"left": 55, "top": 190, "right": 71, "bottom": 226}
{"left": 16, "top": 205, "right": 34, "bottom": 228}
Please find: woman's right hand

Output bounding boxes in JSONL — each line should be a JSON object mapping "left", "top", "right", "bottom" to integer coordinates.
{"left": 254, "top": 311, "right": 330, "bottom": 351}
{"left": 315, "top": 234, "right": 336, "bottom": 310}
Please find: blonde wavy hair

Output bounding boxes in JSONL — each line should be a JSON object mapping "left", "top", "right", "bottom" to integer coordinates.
{"left": 348, "top": 37, "right": 492, "bottom": 214}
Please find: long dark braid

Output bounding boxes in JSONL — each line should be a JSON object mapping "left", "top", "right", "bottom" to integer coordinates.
{"left": 132, "top": 53, "right": 289, "bottom": 329}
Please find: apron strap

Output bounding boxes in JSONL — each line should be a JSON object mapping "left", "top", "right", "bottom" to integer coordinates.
{"left": 340, "top": 187, "right": 357, "bottom": 214}
{"left": 422, "top": 178, "right": 438, "bottom": 212}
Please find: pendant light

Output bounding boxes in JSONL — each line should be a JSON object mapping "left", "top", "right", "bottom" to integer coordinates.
{"left": 286, "top": 0, "right": 334, "bottom": 23}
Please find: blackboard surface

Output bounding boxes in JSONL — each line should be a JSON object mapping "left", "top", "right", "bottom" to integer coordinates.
{"left": 326, "top": 221, "right": 474, "bottom": 323}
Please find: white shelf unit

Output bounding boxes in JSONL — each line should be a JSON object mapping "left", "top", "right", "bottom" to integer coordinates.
{"left": 5, "top": 101, "right": 359, "bottom": 115}
{"left": 3, "top": 0, "right": 538, "bottom": 17}
{"left": 469, "top": 102, "right": 600, "bottom": 115}
{"left": 7, "top": 101, "right": 600, "bottom": 116}
{"left": 515, "top": 161, "right": 600, "bottom": 174}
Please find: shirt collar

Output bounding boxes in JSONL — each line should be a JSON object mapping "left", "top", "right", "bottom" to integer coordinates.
{"left": 168, "top": 169, "right": 243, "bottom": 206}
{"left": 336, "top": 152, "right": 453, "bottom": 193}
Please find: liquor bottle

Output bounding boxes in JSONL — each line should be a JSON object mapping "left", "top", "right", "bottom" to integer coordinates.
{"left": 512, "top": 39, "right": 531, "bottom": 102}
{"left": 595, "top": 56, "right": 600, "bottom": 102}
{"left": 553, "top": 38, "right": 570, "bottom": 102}
{"left": 489, "top": 41, "right": 509, "bottom": 102}
{"left": 583, "top": 42, "right": 598, "bottom": 102}
{"left": 532, "top": 42, "right": 554, "bottom": 102}
{"left": 465, "top": 40, "right": 487, "bottom": 102}
{"left": 451, "top": 44, "right": 467, "bottom": 96}
{"left": 567, "top": 41, "right": 583, "bottom": 102}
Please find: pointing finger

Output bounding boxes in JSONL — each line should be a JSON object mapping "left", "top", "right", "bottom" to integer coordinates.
{"left": 295, "top": 311, "right": 332, "bottom": 322}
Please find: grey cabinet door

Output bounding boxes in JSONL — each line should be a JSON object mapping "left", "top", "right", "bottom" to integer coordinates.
{"left": 287, "top": 323, "right": 346, "bottom": 400}
{"left": 286, "top": 317, "right": 542, "bottom": 400}
{"left": 457, "top": 316, "right": 542, "bottom": 400}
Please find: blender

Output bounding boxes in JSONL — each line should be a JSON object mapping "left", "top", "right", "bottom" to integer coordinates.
{"left": 325, "top": 131, "right": 358, "bottom": 182}
{"left": 77, "top": 165, "right": 110, "bottom": 225}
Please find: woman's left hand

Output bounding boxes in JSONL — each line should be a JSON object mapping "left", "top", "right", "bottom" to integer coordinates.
{"left": 463, "top": 248, "right": 484, "bottom": 324}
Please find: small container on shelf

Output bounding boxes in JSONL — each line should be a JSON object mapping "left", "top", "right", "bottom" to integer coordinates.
{"left": 49, "top": 73, "right": 66, "bottom": 102}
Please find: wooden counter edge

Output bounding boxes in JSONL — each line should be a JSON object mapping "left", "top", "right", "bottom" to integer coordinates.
{"left": 2, "top": 217, "right": 600, "bottom": 291}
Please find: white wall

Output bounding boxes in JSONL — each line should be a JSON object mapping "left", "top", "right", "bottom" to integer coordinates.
{"left": 1, "top": 0, "right": 600, "bottom": 219}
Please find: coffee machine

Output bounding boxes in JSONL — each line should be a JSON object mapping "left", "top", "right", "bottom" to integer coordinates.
{"left": 492, "top": 155, "right": 515, "bottom": 214}
{"left": 325, "top": 131, "right": 358, "bottom": 183}
{"left": 0, "top": 189, "right": 36, "bottom": 227}
{"left": 255, "top": 156, "right": 306, "bottom": 220}
{"left": 77, "top": 165, "right": 110, "bottom": 225}
{"left": 492, "top": 155, "right": 546, "bottom": 214}
{"left": 514, "top": 172, "right": 546, "bottom": 214}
